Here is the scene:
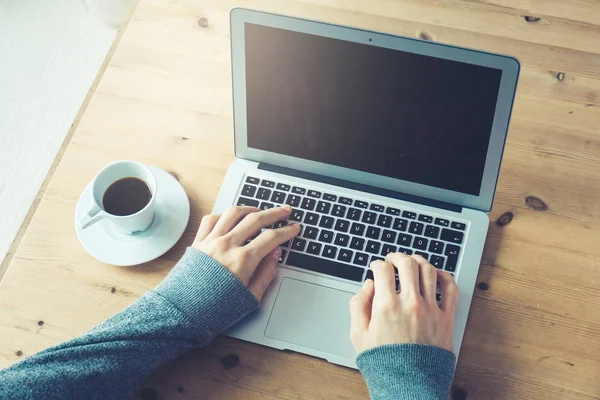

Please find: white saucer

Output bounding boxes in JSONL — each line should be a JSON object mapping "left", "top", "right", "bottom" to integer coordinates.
{"left": 75, "top": 165, "right": 190, "bottom": 266}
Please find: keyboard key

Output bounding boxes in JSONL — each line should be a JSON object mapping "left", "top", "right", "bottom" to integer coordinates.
{"left": 334, "top": 233, "right": 350, "bottom": 247}
{"left": 303, "top": 226, "right": 319, "bottom": 239}
{"left": 319, "top": 216, "right": 334, "bottom": 229}
{"left": 338, "top": 248, "right": 353, "bottom": 263}
{"left": 424, "top": 225, "right": 440, "bottom": 238}
{"left": 386, "top": 207, "right": 400, "bottom": 216}
{"left": 304, "top": 212, "right": 319, "bottom": 225}
{"left": 366, "top": 226, "right": 381, "bottom": 239}
{"left": 397, "top": 233, "right": 413, "bottom": 246}
{"left": 292, "top": 186, "right": 306, "bottom": 195}
{"left": 441, "top": 229, "right": 464, "bottom": 244}
{"left": 281, "top": 240, "right": 291, "bottom": 248}
{"left": 377, "top": 214, "right": 392, "bottom": 228}
{"left": 350, "top": 237, "right": 365, "bottom": 250}
{"left": 285, "top": 194, "right": 301, "bottom": 207}
{"left": 307, "top": 242, "right": 322, "bottom": 255}
{"left": 418, "top": 214, "right": 433, "bottom": 223}
{"left": 366, "top": 240, "right": 381, "bottom": 254}
{"left": 347, "top": 208, "right": 362, "bottom": 221}
{"left": 409, "top": 222, "right": 424, "bottom": 235}
{"left": 429, "top": 240, "right": 444, "bottom": 254}
{"left": 354, "top": 200, "right": 368, "bottom": 209}
{"left": 413, "top": 237, "right": 428, "bottom": 250}
{"left": 301, "top": 197, "right": 316, "bottom": 211}
{"left": 273, "top": 220, "right": 288, "bottom": 229}
{"left": 317, "top": 201, "right": 331, "bottom": 214}
{"left": 381, "top": 229, "right": 396, "bottom": 243}
{"left": 415, "top": 251, "right": 429, "bottom": 260}
{"left": 260, "top": 202, "right": 274, "bottom": 210}
{"left": 257, "top": 188, "right": 272, "bottom": 200}
{"left": 398, "top": 247, "right": 413, "bottom": 255}
{"left": 270, "top": 191, "right": 286, "bottom": 204}
{"left": 276, "top": 183, "right": 290, "bottom": 191}
{"left": 353, "top": 252, "right": 369, "bottom": 266}
{"left": 261, "top": 180, "right": 275, "bottom": 188}
{"left": 350, "top": 223, "right": 366, "bottom": 236}
{"left": 445, "top": 244, "right": 460, "bottom": 257}
{"left": 381, "top": 244, "right": 397, "bottom": 256}
{"left": 241, "top": 184, "right": 257, "bottom": 197}
{"left": 402, "top": 211, "right": 417, "bottom": 219}
{"left": 370, "top": 204, "right": 385, "bottom": 212}
{"left": 362, "top": 211, "right": 377, "bottom": 224}
{"left": 451, "top": 221, "right": 467, "bottom": 231}
{"left": 246, "top": 176, "right": 260, "bottom": 184}
{"left": 435, "top": 218, "right": 450, "bottom": 227}
{"left": 308, "top": 190, "right": 321, "bottom": 198}
{"left": 278, "top": 250, "right": 286, "bottom": 263}
{"left": 237, "top": 197, "right": 259, "bottom": 207}
{"left": 323, "top": 245, "right": 337, "bottom": 259}
{"left": 393, "top": 218, "right": 408, "bottom": 231}
{"left": 286, "top": 252, "right": 364, "bottom": 282}
{"left": 339, "top": 197, "right": 353, "bottom": 205}
{"left": 332, "top": 204, "right": 347, "bottom": 217}
{"left": 334, "top": 219, "right": 350, "bottom": 232}
{"left": 290, "top": 210, "right": 304, "bottom": 221}
{"left": 370, "top": 256, "right": 384, "bottom": 264}
{"left": 323, "top": 193, "right": 337, "bottom": 202}
{"left": 445, "top": 254, "right": 458, "bottom": 272}
{"left": 319, "top": 230, "right": 334, "bottom": 243}
{"left": 291, "top": 238, "right": 306, "bottom": 252}
{"left": 430, "top": 255, "right": 444, "bottom": 269}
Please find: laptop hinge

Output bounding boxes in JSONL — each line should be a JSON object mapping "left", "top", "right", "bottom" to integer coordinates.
{"left": 258, "top": 163, "right": 463, "bottom": 213}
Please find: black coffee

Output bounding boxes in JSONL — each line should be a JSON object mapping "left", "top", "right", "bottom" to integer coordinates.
{"left": 102, "top": 177, "right": 152, "bottom": 216}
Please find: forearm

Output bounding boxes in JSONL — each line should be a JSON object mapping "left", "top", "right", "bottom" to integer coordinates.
{"left": 0, "top": 248, "right": 259, "bottom": 400}
{"left": 357, "top": 344, "right": 456, "bottom": 400}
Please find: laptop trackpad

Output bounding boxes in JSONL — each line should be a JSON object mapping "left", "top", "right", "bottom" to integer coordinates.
{"left": 265, "top": 278, "right": 356, "bottom": 358}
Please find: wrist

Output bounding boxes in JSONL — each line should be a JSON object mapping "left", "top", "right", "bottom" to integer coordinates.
{"left": 153, "top": 247, "right": 259, "bottom": 342}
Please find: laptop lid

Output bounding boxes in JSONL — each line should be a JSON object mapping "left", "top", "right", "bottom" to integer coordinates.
{"left": 230, "top": 8, "right": 520, "bottom": 212}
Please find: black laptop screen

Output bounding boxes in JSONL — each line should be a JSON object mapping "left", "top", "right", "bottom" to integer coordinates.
{"left": 244, "top": 23, "right": 502, "bottom": 196}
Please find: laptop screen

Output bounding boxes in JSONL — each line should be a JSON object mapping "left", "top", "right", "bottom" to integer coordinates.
{"left": 244, "top": 23, "right": 503, "bottom": 196}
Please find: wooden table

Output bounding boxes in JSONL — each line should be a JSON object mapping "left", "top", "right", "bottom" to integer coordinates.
{"left": 1, "top": 0, "right": 600, "bottom": 399}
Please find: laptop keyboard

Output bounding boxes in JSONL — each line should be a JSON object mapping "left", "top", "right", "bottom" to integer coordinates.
{"left": 237, "top": 176, "right": 466, "bottom": 283}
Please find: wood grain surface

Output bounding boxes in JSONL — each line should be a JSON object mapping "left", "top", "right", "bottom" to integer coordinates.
{"left": 1, "top": 0, "right": 600, "bottom": 399}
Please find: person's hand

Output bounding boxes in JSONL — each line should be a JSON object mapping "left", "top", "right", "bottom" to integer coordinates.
{"left": 349, "top": 253, "right": 458, "bottom": 353}
{"left": 192, "top": 205, "right": 300, "bottom": 301}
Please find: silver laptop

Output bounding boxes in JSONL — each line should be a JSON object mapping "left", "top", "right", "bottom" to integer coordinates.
{"left": 212, "top": 8, "right": 520, "bottom": 368}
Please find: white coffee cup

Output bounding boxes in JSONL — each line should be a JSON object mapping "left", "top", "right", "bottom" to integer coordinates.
{"left": 77, "top": 160, "right": 157, "bottom": 234}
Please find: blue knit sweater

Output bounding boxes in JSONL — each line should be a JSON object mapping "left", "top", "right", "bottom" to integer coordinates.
{"left": 0, "top": 248, "right": 456, "bottom": 399}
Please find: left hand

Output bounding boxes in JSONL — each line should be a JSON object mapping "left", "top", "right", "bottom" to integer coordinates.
{"left": 192, "top": 205, "right": 300, "bottom": 301}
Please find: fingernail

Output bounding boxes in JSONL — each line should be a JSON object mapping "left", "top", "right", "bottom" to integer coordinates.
{"left": 271, "top": 247, "right": 282, "bottom": 260}
{"left": 282, "top": 204, "right": 291, "bottom": 211}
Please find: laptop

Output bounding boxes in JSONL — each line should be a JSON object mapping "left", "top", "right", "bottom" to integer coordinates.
{"left": 212, "top": 8, "right": 520, "bottom": 368}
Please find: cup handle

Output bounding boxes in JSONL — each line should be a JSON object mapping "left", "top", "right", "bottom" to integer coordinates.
{"left": 78, "top": 204, "right": 107, "bottom": 230}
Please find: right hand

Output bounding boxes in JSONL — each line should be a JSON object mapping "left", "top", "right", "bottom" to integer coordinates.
{"left": 349, "top": 253, "right": 459, "bottom": 354}
{"left": 191, "top": 205, "right": 300, "bottom": 301}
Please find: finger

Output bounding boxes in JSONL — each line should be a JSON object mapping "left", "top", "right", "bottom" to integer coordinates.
{"left": 349, "top": 279, "right": 375, "bottom": 334}
{"left": 246, "top": 223, "right": 301, "bottom": 261}
{"left": 370, "top": 260, "right": 396, "bottom": 299}
{"left": 386, "top": 252, "right": 420, "bottom": 298}
{"left": 193, "top": 214, "right": 220, "bottom": 243}
{"left": 438, "top": 270, "right": 459, "bottom": 314}
{"left": 230, "top": 205, "right": 293, "bottom": 243}
{"left": 207, "top": 206, "right": 260, "bottom": 238}
{"left": 248, "top": 248, "right": 281, "bottom": 301}
{"left": 412, "top": 255, "right": 437, "bottom": 303}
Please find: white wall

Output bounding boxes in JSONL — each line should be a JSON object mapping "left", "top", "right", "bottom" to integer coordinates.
{"left": 0, "top": 0, "right": 121, "bottom": 266}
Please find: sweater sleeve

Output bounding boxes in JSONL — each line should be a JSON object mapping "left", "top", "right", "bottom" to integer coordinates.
{"left": 356, "top": 343, "right": 456, "bottom": 400}
{"left": 0, "top": 248, "right": 259, "bottom": 400}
